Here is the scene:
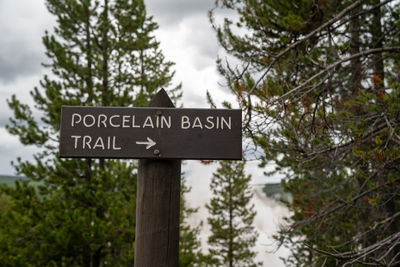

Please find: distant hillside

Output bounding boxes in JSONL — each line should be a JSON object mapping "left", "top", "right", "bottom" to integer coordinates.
{"left": 263, "top": 183, "right": 291, "bottom": 203}
{"left": 2, "top": 175, "right": 291, "bottom": 202}
{"left": 0, "top": 175, "right": 29, "bottom": 187}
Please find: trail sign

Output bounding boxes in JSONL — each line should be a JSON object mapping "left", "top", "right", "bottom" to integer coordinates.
{"left": 59, "top": 89, "right": 242, "bottom": 266}
{"left": 59, "top": 106, "right": 242, "bottom": 160}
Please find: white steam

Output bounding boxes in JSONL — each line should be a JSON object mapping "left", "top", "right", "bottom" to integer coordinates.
{"left": 184, "top": 161, "right": 291, "bottom": 266}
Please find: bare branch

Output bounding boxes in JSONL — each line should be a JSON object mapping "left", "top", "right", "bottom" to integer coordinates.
{"left": 280, "top": 47, "right": 400, "bottom": 99}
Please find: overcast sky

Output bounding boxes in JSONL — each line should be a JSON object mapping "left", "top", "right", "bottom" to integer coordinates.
{"left": 0, "top": 0, "right": 288, "bottom": 264}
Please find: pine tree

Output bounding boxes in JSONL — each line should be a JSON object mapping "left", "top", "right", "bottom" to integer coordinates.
{"left": 210, "top": 0, "right": 400, "bottom": 265}
{"left": 1, "top": 0, "right": 180, "bottom": 265}
{"left": 206, "top": 160, "right": 259, "bottom": 267}
{"left": 179, "top": 177, "right": 204, "bottom": 267}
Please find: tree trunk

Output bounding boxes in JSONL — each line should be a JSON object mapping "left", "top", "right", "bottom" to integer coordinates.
{"left": 371, "top": 0, "right": 384, "bottom": 92}
{"left": 101, "top": 0, "right": 109, "bottom": 106}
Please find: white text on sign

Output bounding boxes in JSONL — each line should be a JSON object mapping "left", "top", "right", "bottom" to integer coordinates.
{"left": 71, "top": 113, "right": 232, "bottom": 130}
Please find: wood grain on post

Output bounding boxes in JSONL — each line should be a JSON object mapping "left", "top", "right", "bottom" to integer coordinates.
{"left": 134, "top": 89, "right": 181, "bottom": 267}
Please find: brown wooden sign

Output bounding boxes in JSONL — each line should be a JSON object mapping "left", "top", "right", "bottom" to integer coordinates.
{"left": 59, "top": 106, "right": 242, "bottom": 160}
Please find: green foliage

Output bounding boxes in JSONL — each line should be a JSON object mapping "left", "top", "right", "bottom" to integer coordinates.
{"left": 206, "top": 161, "right": 259, "bottom": 267}
{"left": 1, "top": 0, "right": 181, "bottom": 266}
{"left": 211, "top": 0, "right": 400, "bottom": 265}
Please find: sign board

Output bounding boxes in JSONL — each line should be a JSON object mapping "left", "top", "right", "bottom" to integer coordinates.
{"left": 59, "top": 106, "right": 242, "bottom": 160}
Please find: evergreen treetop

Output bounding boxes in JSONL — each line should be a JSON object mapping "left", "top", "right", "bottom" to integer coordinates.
{"left": 207, "top": 160, "right": 259, "bottom": 267}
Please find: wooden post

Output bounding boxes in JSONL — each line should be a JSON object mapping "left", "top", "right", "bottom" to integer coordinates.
{"left": 134, "top": 89, "right": 181, "bottom": 267}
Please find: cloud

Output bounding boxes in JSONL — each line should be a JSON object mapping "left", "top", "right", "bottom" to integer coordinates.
{"left": 0, "top": 44, "right": 44, "bottom": 83}
{"left": 0, "top": 0, "right": 54, "bottom": 83}
{"left": 0, "top": 73, "right": 44, "bottom": 128}
{"left": 152, "top": 7, "right": 237, "bottom": 109}
{"left": 146, "top": 0, "right": 215, "bottom": 26}
{"left": 147, "top": 0, "right": 219, "bottom": 69}
{"left": 181, "top": 14, "right": 220, "bottom": 67}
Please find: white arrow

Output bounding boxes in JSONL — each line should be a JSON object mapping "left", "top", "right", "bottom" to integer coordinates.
{"left": 136, "top": 137, "right": 156, "bottom": 149}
